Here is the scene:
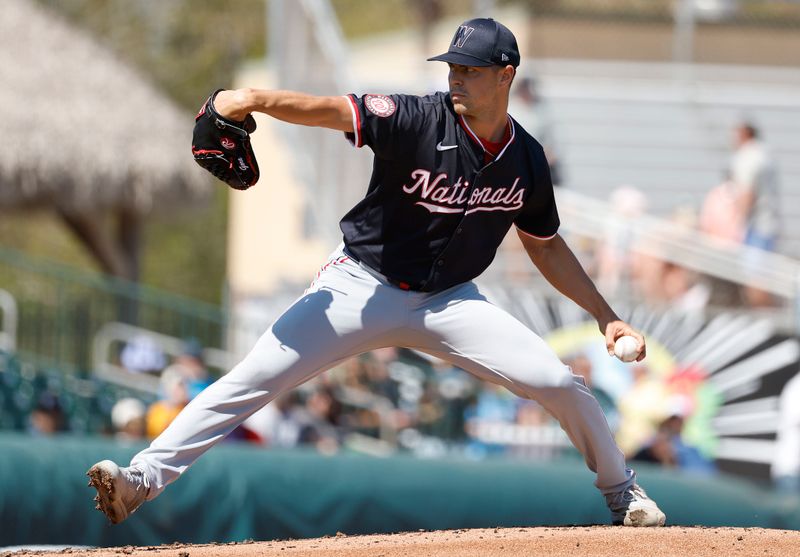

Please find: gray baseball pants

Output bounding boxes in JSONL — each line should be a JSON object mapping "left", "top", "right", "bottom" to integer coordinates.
{"left": 132, "top": 245, "right": 634, "bottom": 499}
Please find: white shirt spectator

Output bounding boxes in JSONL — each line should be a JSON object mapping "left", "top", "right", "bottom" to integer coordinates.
{"left": 120, "top": 335, "right": 166, "bottom": 374}
{"left": 730, "top": 139, "right": 780, "bottom": 241}
{"left": 772, "top": 373, "right": 800, "bottom": 482}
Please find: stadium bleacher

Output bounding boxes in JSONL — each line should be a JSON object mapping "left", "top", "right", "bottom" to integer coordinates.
{"left": 532, "top": 60, "right": 800, "bottom": 255}
{"left": 0, "top": 348, "right": 155, "bottom": 435}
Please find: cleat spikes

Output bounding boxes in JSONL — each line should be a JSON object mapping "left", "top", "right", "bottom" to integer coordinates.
{"left": 86, "top": 460, "right": 149, "bottom": 525}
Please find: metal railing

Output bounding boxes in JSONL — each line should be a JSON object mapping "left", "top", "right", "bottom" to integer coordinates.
{"left": 0, "top": 245, "right": 231, "bottom": 375}
{"left": 556, "top": 188, "right": 800, "bottom": 300}
{"left": 91, "top": 322, "right": 239, "bottom": 394}
{"left": 0, "top": 289, "right": 17, "bottom": 353}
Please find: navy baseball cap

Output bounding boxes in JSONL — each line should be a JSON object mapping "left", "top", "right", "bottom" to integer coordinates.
{"left": 427, "top": 18, "right": 520, "bottom": 68}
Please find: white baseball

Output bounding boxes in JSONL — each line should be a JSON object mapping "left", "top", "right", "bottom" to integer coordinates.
{"left": 613, "top": 335, "right": 640, "bottom": 363}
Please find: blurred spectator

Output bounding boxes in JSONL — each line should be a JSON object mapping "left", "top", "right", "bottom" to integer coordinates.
{"left": 297, "top": 386, "right": 342, "bottom": 455}
{"left": 629, "top": 206, "right": 711, "bottom": 312}
{"left": 508, "top": 399, "right": 562, "bottom": 461}
{"left": 772, "top": 372, "right": 800, "bottom": 493}
{"left": 515, "top": 400, "right": 548, "bottom": 428}
{"left": 427, "top": 359, "right": 477, "bottom": 440}
{"left": 698, "top": 171, "right": 750, "bottom": 306}
{"left": 383, "top": 349, "right": 429, "bottom": 414}
{"left": 508, "top": 77, "right": 562, "bottom": 186}
{"left": 730, "top": 122, "right": 780, "bottom": 252}
{"left": 631, "top": 416, "right": 678, "bottom": 467}
{"left": 632, "top": 405, "right": 716, "bottom": 476}
{"left": 28, "top": 392, "right": 65, "bottom": 435}
{"left": 164, "top": 338, "right": 212, "bottom": 400}
{"left": 243, "top": 392, "right": 306, "bottom": 448}
{"left": 596, "top": 185, "right": 647, "bottom": 296}
{"left": 120, "top": 335, "right": 167, "bottom": 375}
{"left": 363, "top": 348, "right": 401, "bottom": 404}
{"left": 111, "top": 397, "right": 146, "bottom": 441}
{"left": 464, "top": 383, "right": 518, "bottom": 458}
{"left": 699, "top": 172, "right": 745, "bottom": 245}
{"left": 339, "top": 355, "right": 372, "bottom": 392}
{"left": 729, "top": 121, "right": 780, "bottom": 306}
{"left": 616, "top": 364, "right": 669, "bottom": 455}
{"left": 146, "top": 368, "right": 190, "bottom": 438}
{"left": 661, "top": 263, "right": 710, "bottom": 314}
{"left": 416, "top": 381, "right": 446, "bottom": 436}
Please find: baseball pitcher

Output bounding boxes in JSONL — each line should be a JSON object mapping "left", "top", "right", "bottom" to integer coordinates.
{"left": 88, "top": 17, "right": 666, "bottom": 528}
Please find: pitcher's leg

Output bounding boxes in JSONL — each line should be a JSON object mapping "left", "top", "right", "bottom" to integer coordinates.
{"left": 131, "top": 321, "right": 358, "bottom": 499}
{"left": 131, "top": 258, "right": 402, "bottom": 498}
{"left": 409, "top": 284, "right": 633, "bottom": 493}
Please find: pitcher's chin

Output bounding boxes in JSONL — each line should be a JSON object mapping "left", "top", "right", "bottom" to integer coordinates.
{"left": 452, "top": 102, "right": 468, "bottom": 115}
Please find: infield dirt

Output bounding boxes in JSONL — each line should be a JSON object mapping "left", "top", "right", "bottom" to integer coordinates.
{"left": 4, "top": 526, "right": 800, "bottom": 557}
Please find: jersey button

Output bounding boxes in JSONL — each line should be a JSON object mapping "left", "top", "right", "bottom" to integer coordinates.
{"left": 437, "top": 260, "right": 445, "bottom": 266}
{"left": 456, "top": 227, "right": 463, "bottom": 234}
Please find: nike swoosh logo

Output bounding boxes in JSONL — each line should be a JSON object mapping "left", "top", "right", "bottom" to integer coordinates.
{"left": 436, "top": 142, "right": 458, "bottom": 151}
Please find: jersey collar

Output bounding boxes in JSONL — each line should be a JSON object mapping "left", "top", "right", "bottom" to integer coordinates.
{"left": 457, "top": 114, "right": 516, "bottom": 162}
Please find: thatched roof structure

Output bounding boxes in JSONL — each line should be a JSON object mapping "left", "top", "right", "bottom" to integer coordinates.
{"left": 0, "top": 0, "right": 210, "bottom": 215}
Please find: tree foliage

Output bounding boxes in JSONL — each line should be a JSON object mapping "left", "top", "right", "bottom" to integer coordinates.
{"left": 37, "top": 0, "right": 266, "bottom": 110}
{"left": 18, "top": 0, "right": 268, "bottom": 303}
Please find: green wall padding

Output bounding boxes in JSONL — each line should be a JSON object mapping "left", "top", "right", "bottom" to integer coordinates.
{"left": 0, "top": 433, "right": 797, "bottom": 548}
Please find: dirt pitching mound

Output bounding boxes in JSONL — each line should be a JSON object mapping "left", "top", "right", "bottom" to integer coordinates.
{"left": 4, "top": 526, "right": 800, "bottom": 557}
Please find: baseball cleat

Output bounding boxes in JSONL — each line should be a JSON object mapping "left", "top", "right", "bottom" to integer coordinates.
{"left": 605, "top": 483, "right": 666, "bottom": 527}
{"left": 87, "top": 460, "right": 150, "bottom": 524}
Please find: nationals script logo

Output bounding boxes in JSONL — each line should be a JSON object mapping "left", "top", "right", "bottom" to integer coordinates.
{"left": 402, "top": 169, "right": 524, "bottom": 215}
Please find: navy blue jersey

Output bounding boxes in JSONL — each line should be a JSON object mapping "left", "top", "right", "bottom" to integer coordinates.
{"left": 340, "top": 91, "right": 559, "bottom": 292}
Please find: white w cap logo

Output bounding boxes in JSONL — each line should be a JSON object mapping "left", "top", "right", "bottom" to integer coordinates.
{"left": 453, "top": 26, "right": 475, "bottom": 48}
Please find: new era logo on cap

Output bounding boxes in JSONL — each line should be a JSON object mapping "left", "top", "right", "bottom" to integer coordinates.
{"left": 427, "top": 18, "right": 520, "bottom": 68}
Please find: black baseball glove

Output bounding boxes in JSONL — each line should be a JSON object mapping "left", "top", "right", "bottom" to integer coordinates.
{"left": 192, "top": 89, "right": 260, "bottom": 190}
